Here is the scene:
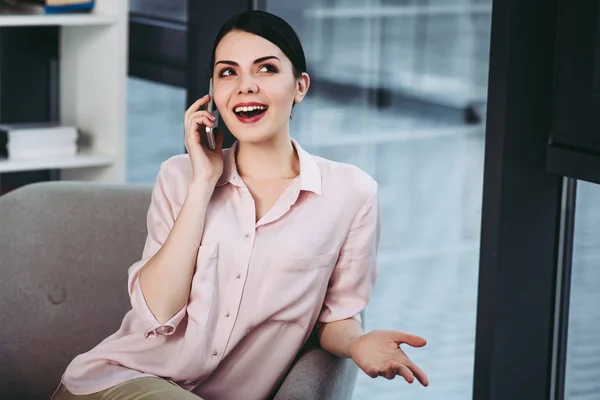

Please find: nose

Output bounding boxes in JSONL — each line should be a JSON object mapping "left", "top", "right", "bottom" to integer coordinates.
{"left": 238, "top": 76, "right": 259, "bottom": 95}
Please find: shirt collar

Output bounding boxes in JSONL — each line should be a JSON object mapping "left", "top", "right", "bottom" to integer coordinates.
{"left": 216, "top": 139, "right": 323, "bottom": 195}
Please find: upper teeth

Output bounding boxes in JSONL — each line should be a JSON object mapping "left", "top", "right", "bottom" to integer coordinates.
{"left": 235, "top": 105, "right": 266, "bottom": 113}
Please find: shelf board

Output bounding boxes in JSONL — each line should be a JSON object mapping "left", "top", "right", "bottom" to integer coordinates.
{"left": 0, "top": 152, "right": 114, "bottom": 173}
{"left": 0, "top": 11, "right": 116, "bottom": 27}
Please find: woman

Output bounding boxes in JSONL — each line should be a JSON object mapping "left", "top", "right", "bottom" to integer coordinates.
{"left": 55, "top": 10, "right": 428, "bottom": 400}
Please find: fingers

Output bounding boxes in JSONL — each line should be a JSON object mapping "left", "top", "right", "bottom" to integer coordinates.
{"left": 185, "top": 95, "right": 210, "bottom": 117}
{"left": 396, "top": 347, "right": 429, "bottom": 386}
{"left": 362, "top": 365, "right": 380, "bottom": 379}
{"left": 369, "top": 363, "right": 415, "bottom": 383}
{"left": 391, "top": 362, "right": 415, "bottom": 383}
{"left": 184, "top": 97, "right": 214, "bottom": 147}
{"left": 185, "top": 111, "right": 217, "bottom": 152}
{"left": 366, "top": 359, "right": 429, "bottom": 386}
{"left": 391, "top": 331, "right": 427, "bottom": 348}
{"left": 381, "top": 367, "right": 396, "bottom": 380}
{"left": 187, "top": 110, "right": 217, "bottom": 133}
{"left": 405, "top": 360, "right": 429, "bottom": 386}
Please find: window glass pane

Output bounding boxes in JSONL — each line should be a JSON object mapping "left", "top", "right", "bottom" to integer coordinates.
{"left": 263, "top": 0, "right": 491, "bottom": 399}
{"left": 565, "top": 181, "right": 600, "bottom": 400}
{"left": 130, "top": 0, "right": 187, "bottom": 23}
{"left": 127, "top": 77, "right": 185, "bottom": 183}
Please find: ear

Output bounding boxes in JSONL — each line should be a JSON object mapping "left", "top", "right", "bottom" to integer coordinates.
{"left": 294, "top": 72, "right": 310, "bottom": 104}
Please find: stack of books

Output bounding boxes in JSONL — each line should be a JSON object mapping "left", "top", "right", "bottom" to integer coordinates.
{"left": 1, "top": 0, "right": 95, "bottom": 14}
{"left": 0, "top": 123, "right": 79, "bottom": 160}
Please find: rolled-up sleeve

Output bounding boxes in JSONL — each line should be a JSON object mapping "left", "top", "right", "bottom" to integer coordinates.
{"left": 318, "top": 183, "right": 380, "bottom": 324}
{"left": 128, "top": 162, "right": 187, "bottom": 338}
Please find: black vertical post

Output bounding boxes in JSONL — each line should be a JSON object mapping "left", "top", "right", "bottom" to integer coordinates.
{"left": 473, "top": 0, "right": 562, "bottom": 399}
{"left": 186, "top": 0, "right": 253, "bottom": 149}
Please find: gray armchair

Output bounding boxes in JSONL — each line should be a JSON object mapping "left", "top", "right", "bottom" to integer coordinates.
{"left": 0, "top": 182, "right": 359, "bottom": 400}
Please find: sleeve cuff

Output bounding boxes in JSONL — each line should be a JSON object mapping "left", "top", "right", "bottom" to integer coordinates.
{"left": 131, "top": 279, "right": 187, "bottom": 338}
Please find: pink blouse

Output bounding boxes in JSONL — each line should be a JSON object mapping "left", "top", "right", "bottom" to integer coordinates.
{"left": 57, "top": 140, "right": 380, "bottom": 400}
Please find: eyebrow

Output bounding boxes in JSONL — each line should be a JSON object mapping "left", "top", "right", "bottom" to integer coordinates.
{"left": 215, "top": 55, "right": 280, "bottom": 67}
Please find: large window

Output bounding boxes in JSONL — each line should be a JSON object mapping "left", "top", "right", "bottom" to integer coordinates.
{"left": 261, "top": 1, "right": 492, "bottom": 398}
{"left": 130, "top": 0, "right": 187, "bottom": 22}
{"left": 126, "top": 0, "right": 188, "bottom": 183}
{"left": 126, "top": 78, "right": 186, "bottom": 183}
{"left": 564, "top": 181, "right": 600, "bottom": 400}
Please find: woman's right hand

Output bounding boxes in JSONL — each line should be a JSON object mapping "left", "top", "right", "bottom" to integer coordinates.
{"left": 184, "top": 95, "right": 225, "bottom": 187}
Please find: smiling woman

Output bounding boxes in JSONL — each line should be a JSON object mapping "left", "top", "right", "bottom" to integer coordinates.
{"left": 52, "top": 10, "right": 427, "bottom": 400}
{"left": 210, "top": 21, "right": 309, "bottom": 144}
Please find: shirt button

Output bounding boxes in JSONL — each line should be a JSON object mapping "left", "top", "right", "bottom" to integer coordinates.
{"left": 244, "top": 233, "right": 250, "bottom": 238}
{"left": 213, "top": 350, "right": 218, "bottom": 356}
{"left": 237, "top": 274, "right": 241, "bottom": 279}
{"left": 225, "top": 311, "right": 230, "bottom": 317}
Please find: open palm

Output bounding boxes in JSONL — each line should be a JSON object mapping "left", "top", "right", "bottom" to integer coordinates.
{"left": 348, "top": 330, "right": 429, "bottom": 386}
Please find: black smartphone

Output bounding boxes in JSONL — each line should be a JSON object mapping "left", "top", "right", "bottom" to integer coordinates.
{"left": 202, "top": 78, "right": 218, "bottom": 151}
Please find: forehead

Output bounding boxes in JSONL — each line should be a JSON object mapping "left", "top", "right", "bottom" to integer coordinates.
{"left": 215, "top": 30, "right": 285, "bottom": 63}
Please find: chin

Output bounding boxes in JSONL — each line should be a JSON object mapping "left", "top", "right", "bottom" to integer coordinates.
{"left": 229, "top": 125, "right": 278, "bottom": 145}
{"left": 225, "top": 115, "right": 284, "bottom": 145}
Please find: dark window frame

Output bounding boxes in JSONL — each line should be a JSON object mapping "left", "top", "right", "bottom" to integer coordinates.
{"left": 545, "top": 0, "right": 600, "bottom": 185}
{"left": 128, "top": 13, "right": 187, "bottom": 88}
{"left": 474, "top": 0, "right": 594, "bottom": 399}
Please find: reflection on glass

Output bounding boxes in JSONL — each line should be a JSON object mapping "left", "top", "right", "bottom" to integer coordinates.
{"left": 565, "top": 181, "right": 600, "bottom": 400}
{"left": 127, "top": 77, "right": 185, "bottom": 183}
{"left": 129, "top": 0, "right": 187, "bottom": 23}
{"left": 265, "top": 1, "right": 491, "bottom": 399}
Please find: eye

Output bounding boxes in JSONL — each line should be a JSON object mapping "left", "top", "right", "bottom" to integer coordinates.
{"left": 259, "top": 63, "right": 279, "bottom": 73}
{"left": 218, "top": 67, "right": 236, "bottom": 78}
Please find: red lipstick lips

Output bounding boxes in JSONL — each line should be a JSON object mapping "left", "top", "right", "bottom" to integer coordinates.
{"left": 233, "top": 102, "right": 268, "bottom": 124}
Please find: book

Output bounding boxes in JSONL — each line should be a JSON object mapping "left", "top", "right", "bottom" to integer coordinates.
{"left": 1, "top": 0, "right": 94, "bottom": 14}
{"left": 0, "top": 123, "right": 79, "bottom": 159}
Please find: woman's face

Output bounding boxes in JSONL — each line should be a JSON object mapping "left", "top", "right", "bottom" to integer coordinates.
{"left": 212, "top": 30, "right": 309, "bottom": 144}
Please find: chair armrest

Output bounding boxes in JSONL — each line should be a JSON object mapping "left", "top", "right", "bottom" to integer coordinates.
{"left": 272, "top": 335, "right": 359, "bottom": 400}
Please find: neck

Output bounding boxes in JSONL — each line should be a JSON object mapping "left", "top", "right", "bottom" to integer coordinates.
{"left": 236, "top": 133, "right": 299, "bottom": 180}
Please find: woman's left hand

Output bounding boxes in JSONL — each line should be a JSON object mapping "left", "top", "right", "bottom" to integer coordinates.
{"left": 348, "top": 330, "right": 429, "bottom": 386}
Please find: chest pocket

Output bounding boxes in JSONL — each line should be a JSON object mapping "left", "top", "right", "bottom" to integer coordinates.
{"left": 187, "top": 243, "right": 218, "bottom": 328}
{"left": 254, "top": 252, "right": 337, "bottom": 329}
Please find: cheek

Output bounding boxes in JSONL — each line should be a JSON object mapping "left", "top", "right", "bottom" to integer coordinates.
{"left": 213, "top": 86, "right": 232, "bottom": 113}
{"left": 264, "top": 80, "right": 296, "bottom": 111}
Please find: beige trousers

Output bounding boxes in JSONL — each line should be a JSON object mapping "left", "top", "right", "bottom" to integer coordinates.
{"left": 57, "top": 378, "right": 204, "bottom": 400}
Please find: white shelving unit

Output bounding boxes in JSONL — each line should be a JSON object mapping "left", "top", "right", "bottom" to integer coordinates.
{"left": 0, "top": 152, "right": 113, "bottom": 173}
{"left": 0, "top": 12, "right": 116, "bottom": 27}
{"left": 0, "top": 0, "right": 128, "bottom": 183}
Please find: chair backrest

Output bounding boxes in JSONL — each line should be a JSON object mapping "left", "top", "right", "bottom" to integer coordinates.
{"left": 0, "top": 182, "right": 152, "bottom": 399}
